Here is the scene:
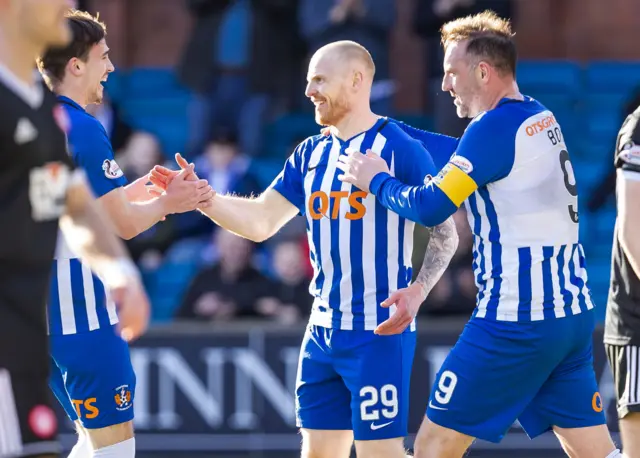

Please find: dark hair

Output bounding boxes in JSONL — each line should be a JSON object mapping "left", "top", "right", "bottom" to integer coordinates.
{"left": 37, "top": 10, "right": 106, "bottom": 87}
{"left": 441, "top": 10, "right": 517, "bottom": 77}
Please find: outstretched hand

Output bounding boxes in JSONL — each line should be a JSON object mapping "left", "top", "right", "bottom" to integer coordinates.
{"left": 149, "top": 153, "right": 201, "bottom": 196}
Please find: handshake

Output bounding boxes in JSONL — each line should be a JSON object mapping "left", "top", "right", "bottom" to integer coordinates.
{"left": 145, "top": 153, "right": 214, "bottom": 214}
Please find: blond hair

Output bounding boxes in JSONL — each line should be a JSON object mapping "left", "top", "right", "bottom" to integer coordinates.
{"left": 441, "top": 10, "right": 516, "bottom": 76}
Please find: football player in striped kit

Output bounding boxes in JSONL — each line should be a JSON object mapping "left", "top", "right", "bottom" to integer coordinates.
{"left": 149, "top": 40, "right": 459, "bottom": 458}
{"left": 37, "top": 10, "right": 213, "bottom": 458}
{"left": 337, "top": 10, "right": 622, "bottom": 458}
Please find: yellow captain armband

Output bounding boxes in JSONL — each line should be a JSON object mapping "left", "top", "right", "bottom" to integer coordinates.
{"left": 433, "top": 163, "right": 478, "bottom": 207}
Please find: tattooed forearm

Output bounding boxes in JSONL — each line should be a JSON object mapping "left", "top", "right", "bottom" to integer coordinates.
{"left": 414, "top": 217, "right": 459, "bottom": 299}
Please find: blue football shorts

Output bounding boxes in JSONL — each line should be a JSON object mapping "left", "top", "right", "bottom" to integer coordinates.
{"left": 426, "top": 309, "right": 606, "bottom": 443}
{"left": 296, "top": 324, "right": 416, "bottom": 440}
{"left": 49, "top": 325, "right": 136, "bottom": 429}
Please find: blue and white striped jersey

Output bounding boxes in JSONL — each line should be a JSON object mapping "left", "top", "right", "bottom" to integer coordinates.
{"left": 385, "top": 97, "right": 594, "bottom": 322}
{"left": 47, "top": 96, "right": 126, "bottom": 335}
{"left": 271, "top": 118, "right": 437, "bottom": 331}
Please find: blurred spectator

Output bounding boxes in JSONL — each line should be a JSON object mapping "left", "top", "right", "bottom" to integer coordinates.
{"left": 173, "top": 130, "right": 263, "bottom": 240}
{"left": 413, "top": 0, "right": 515, "bottom": 136}
{"left": 178, "top": 0, "right": 304, "bottom": 158}
{"left": 421, "top": 208, "right": 476, "bottom": 316}
{"left": 256, "top": 240, "right": 313, "bottom": 324}
{"left": 116, "top": 131, "right": 164, "bottom": 182}
{"left": 176, "top": 230, "right": 274, "bottom": 321}
{"left": 298, "top": 0, "right": 396, "bottom": 116}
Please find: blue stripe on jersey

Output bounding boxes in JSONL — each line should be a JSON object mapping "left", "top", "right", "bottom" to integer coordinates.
{"left": 350, "top": 129, "right": 381, "bottom": 331}
{"left": 556, "top": 244, "right": 573, "bottom": 316}
{"left": 93, "top": 272, "right": 110, "bottom": 325}
{"left": 374, "top": 140, "right": 395, "bottom": 327}
{"left": 541, "top": 246, "right": 556, "bottom": 320}
{"left": 478, "top": 187, "right": 502, "bottom": 321}
{"left": 467, "top": 194, "right": 486, "bottom": 311}
{"left": 568, "top": 243, "right": 587, "bottom": 315}
{"left": 517, "top": 247, "right": 532, "bottom": 321}
{"left": 70, "top": 260, "right": 90, "bottom": 331}
{"left": 310, "top": 141, "right": 331, "bottom": 305}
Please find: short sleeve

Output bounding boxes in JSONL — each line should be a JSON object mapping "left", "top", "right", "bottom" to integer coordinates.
{"left": 269, "top": 141, "right": 306, "bottom": 214}
{"left": 451, "top": 112, "right": 516, "bottom": 188}
{"left": 68, "top": 119, "right": 127, "bottom": 198}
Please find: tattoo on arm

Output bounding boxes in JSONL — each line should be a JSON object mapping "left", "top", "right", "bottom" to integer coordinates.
{"left": 414, "top": 217, "right": 459, "bottom": 299}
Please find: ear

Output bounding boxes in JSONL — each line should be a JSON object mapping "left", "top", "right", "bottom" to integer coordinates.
{"left": 352, "top": 70, "right": 364, "bottom": 90}
{"left": 67, "top": 57, "right": 83, "bottom": 77}
{"left": 477, "top": 62, "right": 490, "bottom": 83}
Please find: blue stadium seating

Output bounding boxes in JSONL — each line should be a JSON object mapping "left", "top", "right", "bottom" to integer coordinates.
{"left": 517, "top": 61, "right": 583, "bottom": 95}
{"left": 585, "top": 61, "right": 640, "bottom": 96}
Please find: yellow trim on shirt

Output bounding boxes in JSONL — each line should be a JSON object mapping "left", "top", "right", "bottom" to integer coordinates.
{"left": 435, "top": 164, "right": 478, "bottom": 207}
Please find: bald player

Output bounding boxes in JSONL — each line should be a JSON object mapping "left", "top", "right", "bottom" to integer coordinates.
{"left": 150, "top": 40, "right": 459, "bottom": 458}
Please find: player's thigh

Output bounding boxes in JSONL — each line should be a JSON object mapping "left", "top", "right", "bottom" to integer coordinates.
{"left": 300, "top": 429, "right": 353, "bottom": 458}
{"left": 519, "top": 315, "right": 607, "bottom": 441}
{"left": 296, "top": 325, "right": 352, "bottom": 432}
{"left": 413, "top": 415, "right": 474, "bottom": 458}
{"left": 0, "top": 368, "right": 60, "bottom": 458}
{"left": 354, "top": 437, "right": 406, "bottom": 458}
{"left": 335, "top": 330, "right": 416, "bottom": 442}
{"left": 619, "top": 413, "right": 640, "bottom": 458}
{"left": 425, "top": 318, "right": 558, "bottom": 444}
{"left": 553, "top": 425, "right": 616, "bottom": 458}
{"left": 50, "top": 327, "right": 136, "bottom": 431}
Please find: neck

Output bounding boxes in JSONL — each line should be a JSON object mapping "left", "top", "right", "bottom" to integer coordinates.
{"left": 485, "top": 80, "right": 523, "bottom": 112}
{"left": 331, "top": 105, "right": 380, "bottom": 140}
{"left": 0, "top": 24, "right": 41, "bottom": 86}
{"left": 57, "top": 83, "right": 89, "bottom": 108}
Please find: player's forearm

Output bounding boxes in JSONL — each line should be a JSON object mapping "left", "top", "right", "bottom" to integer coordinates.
{"left": 123, "top": 198, "right": 169, "bottom": 239}
{"left": 62, "top": 183, "right": 135, "bottom": 285}
{"left": 198, "top": 194, "right": 272, "bottom": 242}
{"left": 413, "top": 217, "right": 459, "bottom": 300}
{"left": 124, "top": 176, "right": 153, "bottom": 203}
{"left": 370, "top": 173, "right": 458, "bottom": 227}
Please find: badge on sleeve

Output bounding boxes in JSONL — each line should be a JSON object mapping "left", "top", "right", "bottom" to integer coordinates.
{"left": 102, "top": 159, "right": 124, "bottom": 179}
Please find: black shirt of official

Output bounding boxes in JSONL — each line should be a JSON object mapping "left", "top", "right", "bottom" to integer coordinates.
{"left": 605, "top": 106, "right": 640, "bottom": 345}
{"left": 0, "top": 73, "right": 75, "bottom": 371}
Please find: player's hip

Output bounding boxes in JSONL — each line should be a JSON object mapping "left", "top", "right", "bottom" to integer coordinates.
{"left": 49, "top": 324, "right": 130, "bottom": 370}
{"left": 309, "top": 300, "right": 416, "bottom": 332}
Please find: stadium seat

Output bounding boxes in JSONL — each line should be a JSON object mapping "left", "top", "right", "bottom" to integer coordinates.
{"left": 585, "top": 61, "right": 640, "bottom": 96}
{"left": 263, "top": 113, "right": 318, "bottom": 157}
{"left": 517, "top": 61, "right": 583, "bottom": 95}
{"left": 123, "top": 67, "right": 189, "bottom": 98}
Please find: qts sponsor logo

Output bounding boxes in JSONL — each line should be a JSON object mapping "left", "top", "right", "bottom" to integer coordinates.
{"left": 307, "top": 190, "right": 367, "bottom": 220}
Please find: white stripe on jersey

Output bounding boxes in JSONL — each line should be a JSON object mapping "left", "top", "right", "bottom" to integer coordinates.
{"left": 578, "top": 244, "right": 595, "bottom": 311}
{"left": 81, "top": 263, "right": 100, "bottom": 331}
{"left": 360, "top": 138, "right": 379, "bottom": 331}
{"left": 57, "top": 259, "right": 77, "bottom": 335}
{"left": 107, "top": 294, "right": 119, "bottom": 325}
{"left": 385, "top": 151, "right": 399, "bottom": 323}
{"left": 0, "top": 369, "right": 22, "bottom": 457}
{"left": 529, "top": 247, "right": 545, "bottom": 322}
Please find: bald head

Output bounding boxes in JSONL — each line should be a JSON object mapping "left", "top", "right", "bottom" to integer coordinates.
{"left": 311, "top": 40, "right": 376, "bottom": 82}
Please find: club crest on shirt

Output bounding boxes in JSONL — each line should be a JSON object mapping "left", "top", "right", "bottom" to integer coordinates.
{"left": 423, "top": 174, "right": 433, "bottom": 185}
{"left": 450, "top": 155, "right": 474, "bottom": 174}
{"left": 620, "top": 142, "right": 640, "bottom": 166}
{"left": 102, "top": 159, "right": 124, "bottom": 179}
{"left": 114, "top": 385, "right": 133, "bottom": 411}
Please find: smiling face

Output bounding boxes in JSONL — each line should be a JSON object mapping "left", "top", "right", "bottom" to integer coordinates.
{"left": 441, "top": 40, "right": 484, "bottom": 119}
{"left": 305, "top": 50, "right": 353, "bottom": 127}
{"left": 80, "top": 38, "right": 114, "bottom": 104}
